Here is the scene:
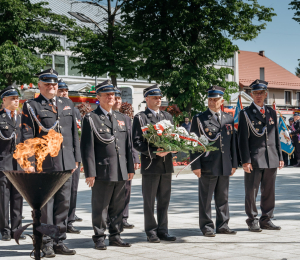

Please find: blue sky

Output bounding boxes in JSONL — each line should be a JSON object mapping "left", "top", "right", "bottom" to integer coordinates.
{"left": 233, "top": 0, "right": 300, "bottom": 74}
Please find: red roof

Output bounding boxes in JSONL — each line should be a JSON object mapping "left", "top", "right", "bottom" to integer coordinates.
{"left": 239, "top": 50, "right": 300, "bottom": 90}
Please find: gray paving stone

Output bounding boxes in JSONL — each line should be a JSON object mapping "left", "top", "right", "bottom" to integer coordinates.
{"left": 1, "top": 168, "right": 300, "bottom": 259}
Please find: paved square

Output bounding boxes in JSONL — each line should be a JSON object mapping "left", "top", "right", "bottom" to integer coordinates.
{"left": 1, "top": 167, "right": 300, "bottom": 259}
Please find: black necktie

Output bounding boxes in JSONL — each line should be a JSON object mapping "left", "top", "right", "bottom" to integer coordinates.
{"left": 156, "top": 113, "right": 160, "bottom": 121}
{"left": 215, "top": 112, "right": 221, "bottom": 125}
{"left": 107, "top": 112, "right": 114, "bottom": 132}
{"left": 11, "top": 111, "right": 15, "bottom": 125}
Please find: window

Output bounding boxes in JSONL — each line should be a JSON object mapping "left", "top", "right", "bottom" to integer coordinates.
{"left": 54, "top": 55, "right": 65, "bottom": 75}
{"left": 43, "top": 55, "right": 53, "bottom": 70}
{"left": 285, "top": 91, "right": 291, "bottom": 105}
{"left": 297, "top": 92, "right": 300, "bottom": 106}
{"left": 260, "top": 67, "right": 265, "bottom": 80}
{"left": 68, "top": 57, "right": 81, "bottom": 76}
{"left": 245, "top": 88, "right": 251, "bottom": 95}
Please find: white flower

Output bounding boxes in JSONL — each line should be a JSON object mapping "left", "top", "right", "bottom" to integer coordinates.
{"left": 155, "top": 120, "right": 174, "bottom": 132}
{"left": 199, "top": 135, "right": 209, "bottom": 145}
{"left": 157, "top": 130, "right": 163, "bottom": 136}
{"left": 174, "top": 134, "right": 180, "bottom": 141}
{"left": 190, "top": 132, "right": 198, "bottom": 140}
{"left": 186, "top": 140, "right": 191, "bottom": 145}
{"left": 176, "top": 126, "right": 189, "bottom": 136}
{"left": 192, "top": 142, "right": 198, "bottom": 147}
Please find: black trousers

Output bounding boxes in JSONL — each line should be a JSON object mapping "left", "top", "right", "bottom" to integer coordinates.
{"left": 123, "top": 180, "right": 131, "bottom": 223}
{"left": 92, "top": 180, "right": 125, "bottom": 243}
{"left": 142, "top": 173, "right": 172, "bottom": 236}
{"left": 41, "top": 176, "right": 72, "bottom": 246}
{"left": 0, "top": 171, "right": 23, "bottom": 237}
{"left": 244, "top": 168, "right": 277, "bottom": 226}
{"left": 68, "top": 167, "right": 80, "bottom": 226}
{"left": 198, "top": 175, "right": 230, "bottom": 233}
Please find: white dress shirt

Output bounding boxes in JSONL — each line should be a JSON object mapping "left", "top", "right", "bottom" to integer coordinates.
{"left": 99, "top": 105, "right": 112, "bottom": 119}
{"left": 148, "top": 107, "right": 160, "bottom": 117}
{"left": 209, "top": 108, "right": 221, "bottom": 122}
{"left": 253, "top": 102, "right": 265, "bottom": 113}
{"left": 5, "top": 108, "right": 17, "bottom": 121}
{"left": 42, "top": 95, "right": 56, "bottom": 107}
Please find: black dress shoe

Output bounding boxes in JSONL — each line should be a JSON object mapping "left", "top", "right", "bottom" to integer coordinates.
{"left": 67, "top": 225, "right": 81, "bottom": 234}
{"left": 2, "top": 233, "right": 11, "bottom": 241}
{"left": 294, "top": 162, "right": 300, "bottom": 167}
{"left": 260, "top": 221, "right": 281, "bottom": 230}
{"left": 157, "top": 233, "right": 176, "bottom": 241}
{"left": 53, "top": 244, "right": 76, "bottom": 255}
{"left": 203, "top": 231, "right": 216, "bottom": 237}
{"left": 147, "top": 234, "right": 160, "bottom": 243}
{"left": 109, "top": 237, "right": 131, "bottom": 247}
{"left": 42, "top": 246, "right": 56, "bottom": 258}
{"left": 95, "top": 240, "right": 107, "bottom": 250}
{"left": 248, "top": 222, "right": 262, "bottom": 232}
{"left": 74, "top": 215, "right": 82, "bottom": 222}
{"left": 216, "top": 228, "right": 237, "bottom": 235}
{"left": 123, "top": 221, "right": 134, "bottom": 229}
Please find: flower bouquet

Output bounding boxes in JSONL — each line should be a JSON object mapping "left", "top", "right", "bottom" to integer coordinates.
{"left": 142, "top": 120, "right": 217, "bottom": 154}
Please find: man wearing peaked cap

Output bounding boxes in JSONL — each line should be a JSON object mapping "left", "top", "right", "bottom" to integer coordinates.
{"left": 0, "top": 86, "right": 26, "bottom": 242}
{"left": 21, "top": 68, "right": 81, "bottom": 257}
{"left": 81, "top": 80, "right": 134, "bottom": 250}
{"left": 56, "top": 79, "right": 83, "bottom": 233}
{"left": 132, "top": 84, "right": 176, "bottom": 243}
{"left": 290, "top": 112, "right": 300, "bottom": 167}
{"left": 238, "top": 79, "right": 283, "bottom": 232}
{"left": 190, "top": 85, "right": 237, "bottom": 237}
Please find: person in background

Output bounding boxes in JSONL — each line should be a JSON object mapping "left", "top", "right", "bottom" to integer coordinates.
{"left": 57, "top": 79, "right": 83, "bottom": 234}
{"left": 0, "top": 86, "right": 26, "bottom": 242}
{"left": 290, "top": 112, "right": 300, "bottom": 167}
{"left": 112, "top": 88, "right": 140, "bottom": 229}
{"left": 181, "top": 117, "right": 191, "bottom": 132}
{"left": 288, "top": 117, "right": 297, "bottom": 166}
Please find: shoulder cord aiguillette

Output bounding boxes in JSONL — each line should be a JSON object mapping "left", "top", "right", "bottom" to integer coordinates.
{"left": 243, "top": 111, "right": 267, "bottom": 138}
{"left": 88, "top": 115, "right": 115, "bottom": 144}
{"left": 197, "top": 117, "right": 221, "bottom": 141}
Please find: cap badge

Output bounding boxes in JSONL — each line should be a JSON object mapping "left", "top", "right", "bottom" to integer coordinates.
{"left": 212, "top": 86, "right": 215, "bottom": 90}
{"left": 256, "top": 80, "right": 259, "bottom": 84}
{"left": 253, "top": 109, "right": 256, "bottom": 113}
{"left": 50, "top": 68, "right": 53, "bottom": 74}
{"left": 58, "top": 99, "right": 62, "bottom": 103}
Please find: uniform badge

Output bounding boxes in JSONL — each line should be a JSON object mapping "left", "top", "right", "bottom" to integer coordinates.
{"left": 253, "top": 109, "right": 257, "bottom": 113}
{"left": 117, "top": 120, "right": 125, "bottom": 126}
{"left": 42, "top": 100, "right": 46, "bottom": 105}
{"left": 100, "top": 115, "right": 105, "bottom": 120}
{"left": 100, "top": 129, "right": 102, "bottom": 132}
{"left": 147, "top": 113, "right": 152, "bottom": 118}
{"left": 269, "top": 118, "right": 274, "bottom": 125}
{"left": 2, "top": 114, "right": 5, "bottom": 118}
{"left": 63, "top": 106, "right": 71, "bottom": 110}
{"left": 58, "top": 99, "right": 62, "bottom": 103}
{"left": 209, "top": 132, "right": 212, "bottom": 136}
{"left": 50, "top": 68, "right": 54, "bottom": 74}
{"left": 262, "top": 114, "right": 266, "bottom": 118}
{"left": 256, "top": 128, "right": 259, "bottom": 131}
{"left": 258, "top": 121, "right": 261, "bottom": 125}
{"left": 205, "top": 128, "right": 209, "bottom": 132}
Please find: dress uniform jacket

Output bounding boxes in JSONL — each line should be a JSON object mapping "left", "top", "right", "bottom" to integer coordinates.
{"left": 290, "top": 120, "right": 300, "bottom": 159}
{"left": 0, "top": 109, "right": 21, "bottom": 171}
{"left": 21, "top": 94, "right": 81, "bottom": 171}
{"left": 132, "top": 108, "right": 174, "bottom": 174}
{"left": 238, "top": 103, "right": 283, "bottom": 168}
{"left": 190, "top": 109, "right": 238, "bottom": 175}
{"left": 81, "top": 106, "right": 135, "bottom": 181}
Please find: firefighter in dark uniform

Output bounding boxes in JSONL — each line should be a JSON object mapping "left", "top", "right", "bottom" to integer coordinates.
{"left": 290, "top": 112, "right": 300, "bottom": 167}
{"left": 0, "top": 86, "right": 26, "bottom": 241}
{"left": 132, "top": 85, "right": 176, "bottom": 243}
{"left": 190, "top": 86, "right": 238, "bottom": 237}
{"left": 238, "top": 79, "right": 284, "bottom": 232}
{"left": 21, "top": 69, "right": 81, "bottom": 257}
{"left": 56, "top": 79, "right": 83, "bottom": 233}
{"left": 81, "top": 80, "right": 134, "bottom": 250}
{"left": 112, "top": 89, "right": 140, "bottom": 229}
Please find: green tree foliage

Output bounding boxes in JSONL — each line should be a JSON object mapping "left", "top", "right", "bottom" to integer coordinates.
{"left": 122, "top": 0, "right": 276, "bottom": 115}
{"left": 290, "top": 0, "right": 300, "bottom": 22}
{"left": 66, "top": 0, "right": 148, "bottom": 87}
{"left": 0, "top": 0, "right": 76, "bottom": 88}
{"left": 296, "top": 61, "right": 300, "bottom": 77}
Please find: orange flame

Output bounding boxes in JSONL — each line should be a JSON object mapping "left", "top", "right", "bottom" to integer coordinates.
{"left": 13, "top": 129, "right": 63, "bottom": 173}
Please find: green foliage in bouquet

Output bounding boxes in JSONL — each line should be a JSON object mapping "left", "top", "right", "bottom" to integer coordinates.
{"left": 143, "top": 124, "right": 217, "bottom": 154}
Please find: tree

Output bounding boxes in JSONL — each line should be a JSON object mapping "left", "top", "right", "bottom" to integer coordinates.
{"left": 290, "top": 0, "right": 300, "bottom": 22}
{"left": 66, "top": 0, "right": 148, "bottom": 87}
{"left": 296, "top": 62, "right": 300, "bottom": 77}
{"left": 122, "top": 0, "right": 276, "bottom": 115}
{"left": 0, "top": 0, "right": 76, "bottom": 88}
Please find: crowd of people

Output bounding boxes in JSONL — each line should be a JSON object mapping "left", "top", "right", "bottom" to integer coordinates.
{"left": 0, "top": 69, "right": 298, "bottom": 258}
